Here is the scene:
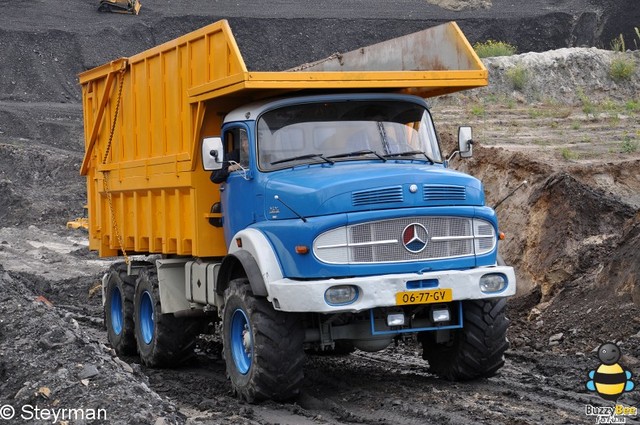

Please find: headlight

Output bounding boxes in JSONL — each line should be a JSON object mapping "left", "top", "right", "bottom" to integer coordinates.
{"left": 479, "top": 273, "right": 507, "bottom": 293}
{"left": 324, "top": 285, "right": 358, "bottom": 306}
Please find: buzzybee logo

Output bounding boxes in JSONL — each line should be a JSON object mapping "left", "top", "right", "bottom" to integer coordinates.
{"left": 586, "top": 342, "right": 634, "bottom": 401}
{"left": 584, "top": 342, "right": 637, "bottom": 424}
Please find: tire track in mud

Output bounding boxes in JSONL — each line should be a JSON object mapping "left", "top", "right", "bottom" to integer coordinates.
{"left": 141, "top": 341, "right": 609, "bottom": 424}
{"left": 298, "top": 348, "right": 597, "bottom": 425}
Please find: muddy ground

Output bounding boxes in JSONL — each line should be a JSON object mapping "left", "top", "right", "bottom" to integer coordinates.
{"left": 1, "top": 1, "right": 640, "bottom": 424}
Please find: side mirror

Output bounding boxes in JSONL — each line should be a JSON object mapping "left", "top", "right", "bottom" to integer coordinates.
{"left": 458, "top": 126, "right": 473, "bottom": 159}
{"left": 202, "top": 137, "right": 223, "bottom": 171}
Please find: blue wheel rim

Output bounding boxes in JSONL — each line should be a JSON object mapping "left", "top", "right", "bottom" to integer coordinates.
{"left": 139, "top": 291, "right": 154, "bottom": 345}
{"left": 230, "top": 309, "right": 252, "bottom": 375}
{"left": 110, "top": 286, "right": 123, "bottom": 336}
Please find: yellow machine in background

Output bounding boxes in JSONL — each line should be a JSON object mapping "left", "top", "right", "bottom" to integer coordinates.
{"left": 66, "top": 205, "right": 89, "bottom": 230}
{"left": 97, "top": 0, "right": 141, "bottom": 15}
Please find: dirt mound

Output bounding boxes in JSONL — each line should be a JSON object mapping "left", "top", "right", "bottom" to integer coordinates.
{"left": 473, "top": 48, "right": 640, "bottom": 104}
{"left": 0, "top": 265, "right": 184, "bottom": 424}
{"left": 426, "top": 0, "right": 492, "bottom": 11}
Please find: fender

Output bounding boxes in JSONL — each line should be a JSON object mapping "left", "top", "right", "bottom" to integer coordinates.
{"left": 218, "top": 228, "right": 284, "bottom": 298}
{"left": 218, "top": 250, "right": 267, "bottom": 297}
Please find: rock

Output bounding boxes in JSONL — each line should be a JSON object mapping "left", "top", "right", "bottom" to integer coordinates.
{"left": 14, "top": 382, "right": 32, "bottom": 401}
{"left": 37, "top": 386, "right": 51, "bottom": 399}
{"left": 527, "top": 307, "right": 542, "bottom": 321}
{"left": 38, "top": 328, "right": 76, "bottom": 349}
{"left": 549, "top": 333, "right": 564, "bottom": 345}
{"left": 55, "top": 368, "right": 70, "bottom": 379}
{"left": 622, "top": 354, "right": 640, "bottom": 367}
{"left": 198, "top": 399, "right": 218, "bottom": 410}
{"left": 114, "top": 357, "right": 134, "bottom": 374}
{"left": 77, "top": 364, "right": 99, "bottom": 380}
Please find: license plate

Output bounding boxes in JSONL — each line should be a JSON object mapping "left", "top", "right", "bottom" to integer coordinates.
{"left": 395, "top": 288, "right": 452, "bottom": 305}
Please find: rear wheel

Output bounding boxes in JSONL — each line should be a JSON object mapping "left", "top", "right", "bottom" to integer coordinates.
{"left": 222, "top": 278, "right": 305, "bottom": 403}
{"left": 133, "top": 267, "right": 204, "bottom": 367}
{"left": 421, "top": 298, "right": 509, "bottom": 381}
{"left": 104, "top": 262, "right": 137, "bottom": 355}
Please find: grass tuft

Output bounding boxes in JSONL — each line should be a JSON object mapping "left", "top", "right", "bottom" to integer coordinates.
{"left": 561, "top": 148, "right": 579, "bottom": 160}
{"left": 473, "top": 40, "right": 517, "bottom": 58}
{"left": 610, "top": 56, "right": 636, "bottom": 82}
{"left": 506, "top": 64, "right": 528, "bottom": 91}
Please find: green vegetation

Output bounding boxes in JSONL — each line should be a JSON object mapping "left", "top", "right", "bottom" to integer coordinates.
{"left": 561, "top": 148, "right": 578, "bottom": 160}
{"left": 506, "top": 64, "right": 528, "bottom": 91}
{"left": 608, "top": 114, "right": 621, "bottom": 126}
{"left": 470, "top": 104, "right": 486, "bottom": 117}
{"left": 577, "top": 89, "right": 595, "bottom": 115}
{"left": 621, "top": 136, "right": 638, "bottom": 153}
{"left": 610, "top": 34, "right": 626, "bottom": 52}
{"left": 625, "top": 99, "right": 640, "bottom": 112}
{"left": 473, "top": 40, "right": 517, "bottom": 58}
{"left": 609, "top": 56, "right": 636, "bottom": 82}
{"left": 600, "top": 99, "right": 617, "bottom": 111}
{"left": 612, "top": 28, "right": 640, "bottom": 51}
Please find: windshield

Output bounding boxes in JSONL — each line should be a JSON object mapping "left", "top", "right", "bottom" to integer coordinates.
{"left": 257, "top": 100, "right": 442, "bottom": 171}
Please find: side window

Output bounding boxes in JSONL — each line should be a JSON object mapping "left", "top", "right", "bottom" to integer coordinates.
{"left": 237, "top": 128, "right": 249, "bottom": 167}
{"left": 223, "top": 128, "right": 249, "bottom": 167}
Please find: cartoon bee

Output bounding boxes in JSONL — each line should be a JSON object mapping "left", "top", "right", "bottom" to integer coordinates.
{"left": 586, "top": 342, "right": 635, "bottom": 401}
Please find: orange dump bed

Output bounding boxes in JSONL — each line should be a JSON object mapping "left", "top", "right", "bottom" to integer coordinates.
{"left": 79, "top": 19, "right": 487, "bottom": 258}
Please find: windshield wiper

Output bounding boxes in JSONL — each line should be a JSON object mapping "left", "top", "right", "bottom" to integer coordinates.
{"left": 383, "top": 150, "right": 434, "bottom": 164}
{"left": 271, "top": 153, "right": 335, "bottom": 166}
{"left": 327, "top": 150, "right": 386, "bottom": 162}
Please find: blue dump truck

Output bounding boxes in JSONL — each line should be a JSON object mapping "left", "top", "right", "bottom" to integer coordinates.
{"left": 81, "top": 20, "right": 516, "bottom": 403}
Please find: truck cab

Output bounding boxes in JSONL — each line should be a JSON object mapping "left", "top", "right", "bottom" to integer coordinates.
{"left": 207, "top": 93, "right": 508, "bottom": 280}
{"left": 202, "top": 93, "right": 514, "bottom": 390}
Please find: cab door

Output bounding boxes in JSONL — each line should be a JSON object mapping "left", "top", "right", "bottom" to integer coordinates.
{"left": 219, "top": 125, "right": 258, "bottom": 247}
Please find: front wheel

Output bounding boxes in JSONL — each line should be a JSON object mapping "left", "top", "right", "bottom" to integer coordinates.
{"left": 222, "top": 278, "right": 305, "bottom": 403}
{"left": 421, "top": 298, "right": 509, "bottom": 381}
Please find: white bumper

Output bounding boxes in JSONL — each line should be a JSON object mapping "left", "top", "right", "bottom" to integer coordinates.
{"left": 267, "top": 266, "right": 516, "bottom": 313}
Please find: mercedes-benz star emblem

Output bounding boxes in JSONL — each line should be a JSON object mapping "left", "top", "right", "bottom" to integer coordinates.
{"left": 402, "top": 223, "right": 429, "bottom": 253}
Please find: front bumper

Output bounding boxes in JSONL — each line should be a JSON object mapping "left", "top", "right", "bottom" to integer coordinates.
{"left": 267, "top": 266, "right": 516, "bottom": 313}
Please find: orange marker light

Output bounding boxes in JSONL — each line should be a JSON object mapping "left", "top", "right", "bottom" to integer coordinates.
{"left": 235, "top": 238, "right": 243, "bottom": 248}
{"left": 295, "top": 245, "right": 309, "bottom": 255}
{"left": 499, "top": 232, "right": 505, "bottom": 240}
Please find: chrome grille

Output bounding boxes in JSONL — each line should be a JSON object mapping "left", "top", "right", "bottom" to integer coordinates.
{"left": 314, "top": 216, "right": 496, "bottom": 264}
{"left": 423, "top": 185, "right": 466, "bottom": 201}
{"left": 352, "top": 186, "right": 403, "bottom": 206}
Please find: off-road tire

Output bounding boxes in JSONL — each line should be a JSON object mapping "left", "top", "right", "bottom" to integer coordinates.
{"left": 222, "top": 278, "right": 305, "bottom": 403}
{"left": 104, "top": 262, "right": 138, "bottom": 356}
{"left": 133, "top": 267, "right": 204, "bottom": 367}
{"left": 421, "top": 298, "right": 509, "bottom": 381}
